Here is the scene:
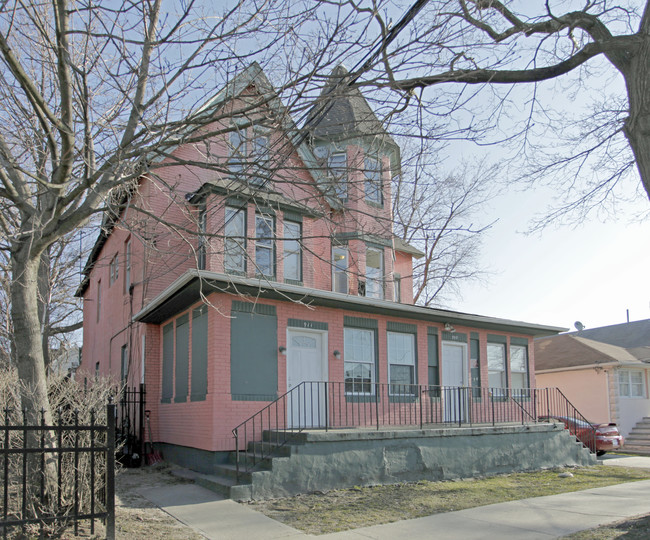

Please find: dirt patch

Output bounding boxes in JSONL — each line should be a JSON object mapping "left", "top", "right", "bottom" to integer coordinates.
{"left": 17, "top": 465, "right": 205, "bottom": 539}
{"left": 248, "top": 465, "right": 650, "bottom": 535}
{"left": 112, "top": 464, "right": 204, "bottom": 540}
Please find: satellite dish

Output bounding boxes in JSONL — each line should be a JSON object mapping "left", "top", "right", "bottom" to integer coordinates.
{"left": 574, "top": 321, "right": 585, "bottom": 331}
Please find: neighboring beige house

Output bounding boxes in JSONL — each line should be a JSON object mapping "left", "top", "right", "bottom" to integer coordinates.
{"left": 535, "top": 319, "right": 650, "bottom": 452}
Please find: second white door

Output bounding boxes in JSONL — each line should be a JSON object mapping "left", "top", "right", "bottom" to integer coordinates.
{"left": 441, "top": 342, "right": 468, "bottom": 422}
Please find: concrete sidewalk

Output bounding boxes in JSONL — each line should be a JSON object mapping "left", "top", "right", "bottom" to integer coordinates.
{"left": 137, "top": 461, "right": 650, "bottom": 540}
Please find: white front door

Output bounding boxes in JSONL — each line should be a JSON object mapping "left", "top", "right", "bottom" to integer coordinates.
{"left": 286, "top": 329, "right": 327, "bottom": 428}
{"left": 442, "top": 342, "right": 468, "bottom": 422}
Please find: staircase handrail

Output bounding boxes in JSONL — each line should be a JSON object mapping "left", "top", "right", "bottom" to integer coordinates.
{"left": 232, "top": 381, "right": 326, "bottom": 481}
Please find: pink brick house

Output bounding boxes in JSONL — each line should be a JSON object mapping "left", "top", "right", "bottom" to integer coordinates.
{"left": 77, "top": 63, "right": 564, "bottom": 468}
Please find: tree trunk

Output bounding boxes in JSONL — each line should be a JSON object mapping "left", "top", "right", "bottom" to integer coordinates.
{"left": 622, "top": 35, "right": 650, "bottom": 201}
{"left": 10, "top": 246, "right": 58, "bottom": 499}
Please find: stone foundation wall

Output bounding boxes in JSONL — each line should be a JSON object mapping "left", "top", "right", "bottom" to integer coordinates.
{"left": 248, "top": 423, "right": 596, "bottom": 499}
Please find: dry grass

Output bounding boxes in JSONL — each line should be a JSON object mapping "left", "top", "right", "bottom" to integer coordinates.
{"left": 562, "top": 513, "right": 650, "bottom": 539}
{"left": 249, "top": 465, "right": 650, "bottom": 535}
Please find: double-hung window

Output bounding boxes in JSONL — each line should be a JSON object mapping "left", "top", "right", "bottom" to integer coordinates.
{"left": 487, "top": 342, "right": 506, "bottom": 391}
{"left": 344, "top": 327, "right": 375, "bottom": 394}
{"left": 364, "top": 156, "right": 381, "bottom": 204}
{"left": 393, "top": 275, "right": 401, "bottom": 303}
{"left": 365, "top": 247, "right": 383, "bottom": 299}
{"left": 329, "top": 152, "right": 347, "bottom": 199}
{"left": 251, "top": 132, "right": 269, "bottom": 187}
{"left": 332, "top": 245, "right": 348, "bottom": 293}
{"left": 255, "top": 213, "right": 274, "bottom": 278}
{"left": 283, "top": 221, "right": 301, "bottom": 282}
{"left": 224, "top": 206, "right": 246, "bottom": 273}
{"left": 109, "top": 254, "right": 119, "bottom": 285}
{"left": 619, "top": 369, "right": 646, "bottom": 398}
{"left": 388, "top": 332, "right": 416, "bottom": 395}
{"left": 228, "top": 129, "right": 246, "bottom": 174}
{"left": 510, "top": 345, "right": 529, "bottom": 395}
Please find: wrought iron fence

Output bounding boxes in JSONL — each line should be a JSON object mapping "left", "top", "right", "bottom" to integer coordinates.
{"left": 232, "top": 382, "right": 595, "bottom": 479}
{"left": 117, "top": 384, "right": 145, "bottom": 468}
{"left": 0, "top": 401, "right": 116, "bottom": 539}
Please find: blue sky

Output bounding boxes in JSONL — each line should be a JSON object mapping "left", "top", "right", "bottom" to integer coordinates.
{"left": 448, "top": 186, "right": 650, "bottom": 331}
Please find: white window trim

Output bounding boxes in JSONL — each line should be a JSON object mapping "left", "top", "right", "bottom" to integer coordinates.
{"left": 618, "top": 369, "right": 646, "bottom": 398}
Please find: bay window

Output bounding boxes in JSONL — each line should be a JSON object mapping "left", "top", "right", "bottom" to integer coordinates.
{"left": 365, "top": 247, "right": 383, "bottom": 299}
{"left": 332, "top": 245, "right": 348, "bottom": 293}
{"left": 225, "top": 206, "right": 246, "bottom": 273}
{"left": 283, "top": 221, "right": 301, "bottom": 282}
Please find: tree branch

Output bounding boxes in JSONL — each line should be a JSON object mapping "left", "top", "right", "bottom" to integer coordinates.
{"left": 390, "top": 38, "right": 635, "bottom": 91}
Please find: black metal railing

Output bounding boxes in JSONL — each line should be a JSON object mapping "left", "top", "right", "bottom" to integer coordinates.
{"left": 0, "top": 401, "right": 116, "bottom": 539}
{"left": 232, "top": 383, "right": 595, "bottom": 480}
{"left": 117, "top": 384, "right": 145, "bottom": 468}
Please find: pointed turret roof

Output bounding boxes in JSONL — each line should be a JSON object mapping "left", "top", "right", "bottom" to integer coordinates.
{"left": 306, "top": 65, "right": 398, "bottom": 151}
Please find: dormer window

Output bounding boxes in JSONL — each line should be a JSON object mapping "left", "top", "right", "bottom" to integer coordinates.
{"left": 329, "top": 152, "right": 347, "bottom": 199}
{"left": 364, "top": 156, "right": 382, "bottom": 205}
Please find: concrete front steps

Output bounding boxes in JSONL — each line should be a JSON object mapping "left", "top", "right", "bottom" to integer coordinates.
{"left": 185, "top": 423, "right": 595, "bottom": 501}
{"left": 621, "top": 417, "right": 650, "bottom": 455}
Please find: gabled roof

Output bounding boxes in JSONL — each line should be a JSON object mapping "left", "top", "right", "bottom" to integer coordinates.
{"left": 76, "top": 63, "right": 342, "bottom": 297}
{"left": 535, "top": 332, "right": 650, "bottom": 372}
{"left": 563, "top": 319, "right": 650, "bottom": 349}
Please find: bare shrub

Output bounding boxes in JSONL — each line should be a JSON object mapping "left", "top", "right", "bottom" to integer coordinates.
{"left": 0, "top": 366, "right": 119, "bottom": 537}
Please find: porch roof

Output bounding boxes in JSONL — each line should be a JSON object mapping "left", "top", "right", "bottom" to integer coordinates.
{"left": 133, "top": 269, "right": 566, "bottom": 337}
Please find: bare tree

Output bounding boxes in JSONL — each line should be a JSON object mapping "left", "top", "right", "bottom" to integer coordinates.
{"left": 0, "top": 0, "right": 358, "bottom": 429}
{"left": 0, "top": 233, "right": 84, "bottom": 370}
{"left": 394, "top": 144, "right": 495, "bottom": 306}
{"left": 350, "top": 0, "right": 650, "bottom": 218}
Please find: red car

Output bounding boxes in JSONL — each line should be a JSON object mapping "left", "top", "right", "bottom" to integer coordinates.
{"left": 540, "top": 415, "right": 624, "bottom": 456}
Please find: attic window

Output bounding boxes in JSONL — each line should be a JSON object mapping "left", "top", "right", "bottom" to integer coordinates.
{"left": 250, "top": 132, "right": 269, "bottom": 187}
{"left": 328, "top": 152, "right": 347, "bottom": 199}
{"left": 228, "top": 127, "right": 270, "bottom": 188}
